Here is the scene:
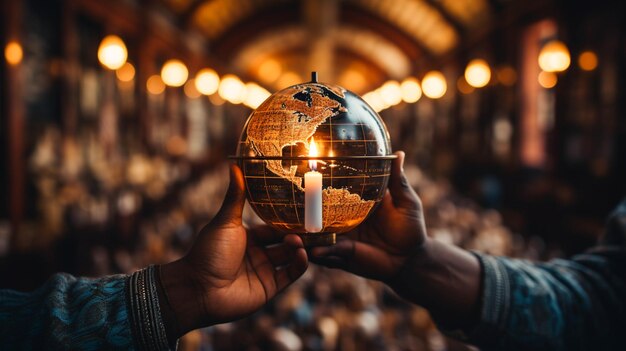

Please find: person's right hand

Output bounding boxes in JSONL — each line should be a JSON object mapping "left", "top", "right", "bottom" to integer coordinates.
{"left": 310, "top": 151, "right": 428, "bottom": 284}
{"left": 311, "top": 150, "right": 481, "bottom": 328}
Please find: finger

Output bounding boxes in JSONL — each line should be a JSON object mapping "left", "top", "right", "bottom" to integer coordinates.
{"left": 212, "top": 164, "right": 246, "bottom": 226}
{"left": 249, "top": 225, "right": 285, "bottom": 245}
{"left": 274, "top": 248, "right": 308, "bottom": 291}
{"left": 388, "top": 151, "right": 421, "bottom": 211}
{"left": 263, "top": 243, "right": 294, "bottom": 267}
{"left": 283, "top": 234, "right": 305, "bottom": 249}
{"left": 310, "top": 239, "right": 398, "bottom": 281}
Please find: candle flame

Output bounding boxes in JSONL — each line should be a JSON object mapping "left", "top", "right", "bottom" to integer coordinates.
{"left": 309, "top": 137, "right": 318, "bottom": 171}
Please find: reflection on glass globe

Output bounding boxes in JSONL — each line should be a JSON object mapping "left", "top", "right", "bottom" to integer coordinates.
{"left": 235, "top": 77, "right": 394, "bottom": 244}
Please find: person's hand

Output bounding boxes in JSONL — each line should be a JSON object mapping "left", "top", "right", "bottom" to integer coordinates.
{"left": 160, "top": 164, "right": 308, "bottom": 338}
{"left": 310, "top": 151, "right": 427, "bottom": 284}
{"left": 311, "top": 151, "right": 481, "bottom": 328}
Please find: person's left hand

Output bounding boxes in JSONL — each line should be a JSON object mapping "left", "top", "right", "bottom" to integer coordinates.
{"left": 160, "top": 164, "right": 308, "bottom": 337}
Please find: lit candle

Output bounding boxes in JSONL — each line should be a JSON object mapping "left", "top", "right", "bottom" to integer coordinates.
{"left": 305, "top": 137, "right": 323, "bottom": 233}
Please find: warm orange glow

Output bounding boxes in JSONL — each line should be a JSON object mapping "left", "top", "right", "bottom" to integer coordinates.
{"left": 400, "top": 77, "right": 422, "bottom": 103}
{"left": 161, "top": 59, "right": 188, "bottom": 87}
{"left": 538, "top": 71, "right": 557, "bottom": 88}
{"left": 276, "top": 71, "right": 301, "bottom": 89}
{"left": 363, "top": 91, "right": 387, "bottom": 112}
{"left": 422, "top": 71, "right": 447, "bottom": 99}
{"left": 578, "top": 51, "right": 598, "bottom": 71}
{"left": 457, "top": 77, "right": 474, "bottom": 95}
{"left": 98, "top": 35, "right": 128, "bottom": 70}
{"left": 243, "top": 82, "right": 271, "bottom": 109}
{"left": 308, "top": 137, "right": 319, "bottom": 170}
{"left": 258, "top": 59, "right": 282, "bottom": 84}
{"left": 497, "top": 66, "right": 517, "bottom": 86}
{"left": 5, "top": 41, "right": 23, "bottom": 65}
{"left": 116, "top": 62, "right": 135, "bottom": 82}
{"left": 379, "top": 80, "right": 402, "bottom": 106}
{"left": 464, "top": 59, "right": 491, "bottom": 88}
{"left": 146, "top": 75, "right": 166, "bottom": 95}
{"left": 218, "top": 74, "right": 246, "bottom": 104}
{"left": 195, "top": 68, "right": 220, "bottom": 95}
{"left": 538, "top": 40, "right": 570, "bottom": 72}
{"left": 184, "top": 79, "right": 201, "bottom": 98}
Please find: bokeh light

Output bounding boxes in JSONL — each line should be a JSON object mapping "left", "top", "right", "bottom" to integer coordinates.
{"left": 538, "top": 71, "right": 557, "bottom": 88}
{"left": 218, "top": 74, "right": 247, "bottom": 104}
{"left": 400, "top": 77, "right": 422, "bottom": 103}
{"left": 538, "top": 40, "right": 570, "bottom": 72}
{"left": 243, "top": 82, "right": 271, "bottom": 109}
{"left": 276, "top": 71, "right": 302, "bottom": 89}
{"left": 194, "top": 68, "right": 220, "bottom": 95}
{"left": 497, "top": 66, "right": 517, "bottom": 86}
{"left": 421, "top": 71, "right": 447, "bottom": 99}
{"left": 457, "top": 77, "right": 475, "bottom": 95}
{"left": 362, "top": 91, "right": 386, "bottom": 112}
{"left": 146, "top": 75, "right": 166, "bottom": 95}
{"left": 160, "top": 59, "right": 188, "bottom": 87}
{"left": 115, "top": 62, "right": 135, "bottom": 82}
{"left": 184, "top": 79, "right": 202, "bottom": 99}
{"left": 379, "top": 80, "right": 402, "bottom": 106}
{"left": 578, "top": 51, "right": 598, "bottom": 71}
{"left": 4, "top": 41, "right": 23, "bottom": 66}
{"left": 97, "top": 35, "right": 128, "bottom": 70}
{"left": 258, "top": 59, "right": 282, "bottom": 84}
{"left": 464, "top": 59, "right": 491, "bottom": 88}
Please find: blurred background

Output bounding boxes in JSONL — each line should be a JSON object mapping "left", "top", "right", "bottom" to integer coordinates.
{"left": 1, "top": 0, "right": 625, "bottom": 350}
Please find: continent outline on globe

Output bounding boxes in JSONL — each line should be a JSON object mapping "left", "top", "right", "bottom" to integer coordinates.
{"left": 236, "top": 81, "right": 393, "bottom": 235}
{"left": 246, "top": 83, "right": 347, "bottom": 191}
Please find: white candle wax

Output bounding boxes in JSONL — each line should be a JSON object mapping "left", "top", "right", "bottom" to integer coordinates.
{"left": 304, "top": 170, "right": 323, "bottom": 232}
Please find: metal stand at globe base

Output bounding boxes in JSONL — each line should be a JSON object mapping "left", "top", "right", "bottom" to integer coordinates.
{"left": 298, "top": 232, "right": 336, "bottom": 246}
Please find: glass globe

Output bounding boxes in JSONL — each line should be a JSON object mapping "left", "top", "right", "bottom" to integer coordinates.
{"left": 235, "top": 76, "right": 394, "bottom": 245}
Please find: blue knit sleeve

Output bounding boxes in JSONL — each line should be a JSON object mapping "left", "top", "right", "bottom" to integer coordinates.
{"left": 0, "top": 273, "right": 134, "bottom": 349}
{"left": 459, "top": 249, "right": 626, "bottom": 351}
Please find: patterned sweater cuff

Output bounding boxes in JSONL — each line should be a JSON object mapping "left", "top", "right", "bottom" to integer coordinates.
{"left": 439, "top": 253, "right": 511, "bottom": 346}
{"left": 126, "top": 266, "right": 173, "bottom": 350}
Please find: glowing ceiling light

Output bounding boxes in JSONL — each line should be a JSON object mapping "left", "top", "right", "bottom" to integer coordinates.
{"left": 379, "top": 80, "right": 402, "bottom": 106}
{"left": 184, "top": 79, "right": 201, "bottom": 99}
{"left": 243, "top": 82, "right": 271, "bottom": 109}
{"left": 146, "top": 75, "right": 165, "bottom": 95}
{"left": 538, "top": 71, "right": 557, "bottom": 89}
{"left": 115, "top": 62, "right": 135, "bottom": 82}
{"left": 538, "top": 40, "right": 570, "bottom": 73}
{"left": 97, "top": 35, "right": 128, "bottom": 70}
{"left": 363, "top": 91, "right": 386, "bottom": 112}
{"left": 421, "top": 71, "right": 447, "bottom": 99}
{"left": 218, "top": 74, "right": 246, "bottom": 104}
{"left": 4, "top": 41, "right": 23, "bottom": 65}
{"left": 497, "top": 66, "right": 517, "bottom": 86}
{"left": 276, "top": 71, "right": 301, "bottom": 89}
{"left": 464, "top": 59, "right": 491, "bottom": 88}
{"left": 258, "top": 59, "right": 282, "bottom": 84}
{"left": 161, "top": 59, "right": 188, "bottom": 87}
{"left": 400, "top": 77, "right": 422, "bottom": 103}
{"left": 457, "top": 77, "right": 474, "bottom": 95}
{"left": 578, "top": 51, "right": 598, "bottom": 71}
{"left": 195, "top": 68, "right": 220, "bottom": 95}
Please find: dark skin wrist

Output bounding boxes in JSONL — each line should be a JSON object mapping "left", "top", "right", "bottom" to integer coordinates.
{"left": 311, "top": 151, "right": 483, "bottom": 331}
{"left": 389, "top": 237, "right": 482, "bottom": 329}
{"left": 153, "top": 165, "right": 308, "bottom": 344}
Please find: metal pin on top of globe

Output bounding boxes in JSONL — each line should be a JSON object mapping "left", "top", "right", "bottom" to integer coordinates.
{"left": 230, "top": 73, "right": 396, "bottom": 246}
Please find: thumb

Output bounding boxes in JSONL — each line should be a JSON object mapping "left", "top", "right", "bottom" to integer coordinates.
{"left": 212, "top": 164, "right": 246, "bottom": 226}
{"left": 389, "top": 151, "right": 421, "bottom": 210}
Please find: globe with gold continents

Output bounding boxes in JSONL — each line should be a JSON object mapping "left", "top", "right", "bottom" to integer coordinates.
{"left": 235, "top": 73, "right": 395, "bottom": 246}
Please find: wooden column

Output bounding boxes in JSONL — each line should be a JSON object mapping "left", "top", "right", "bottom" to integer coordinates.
{"left": 3, "top": 0, "right": 25, "bottom": 246}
